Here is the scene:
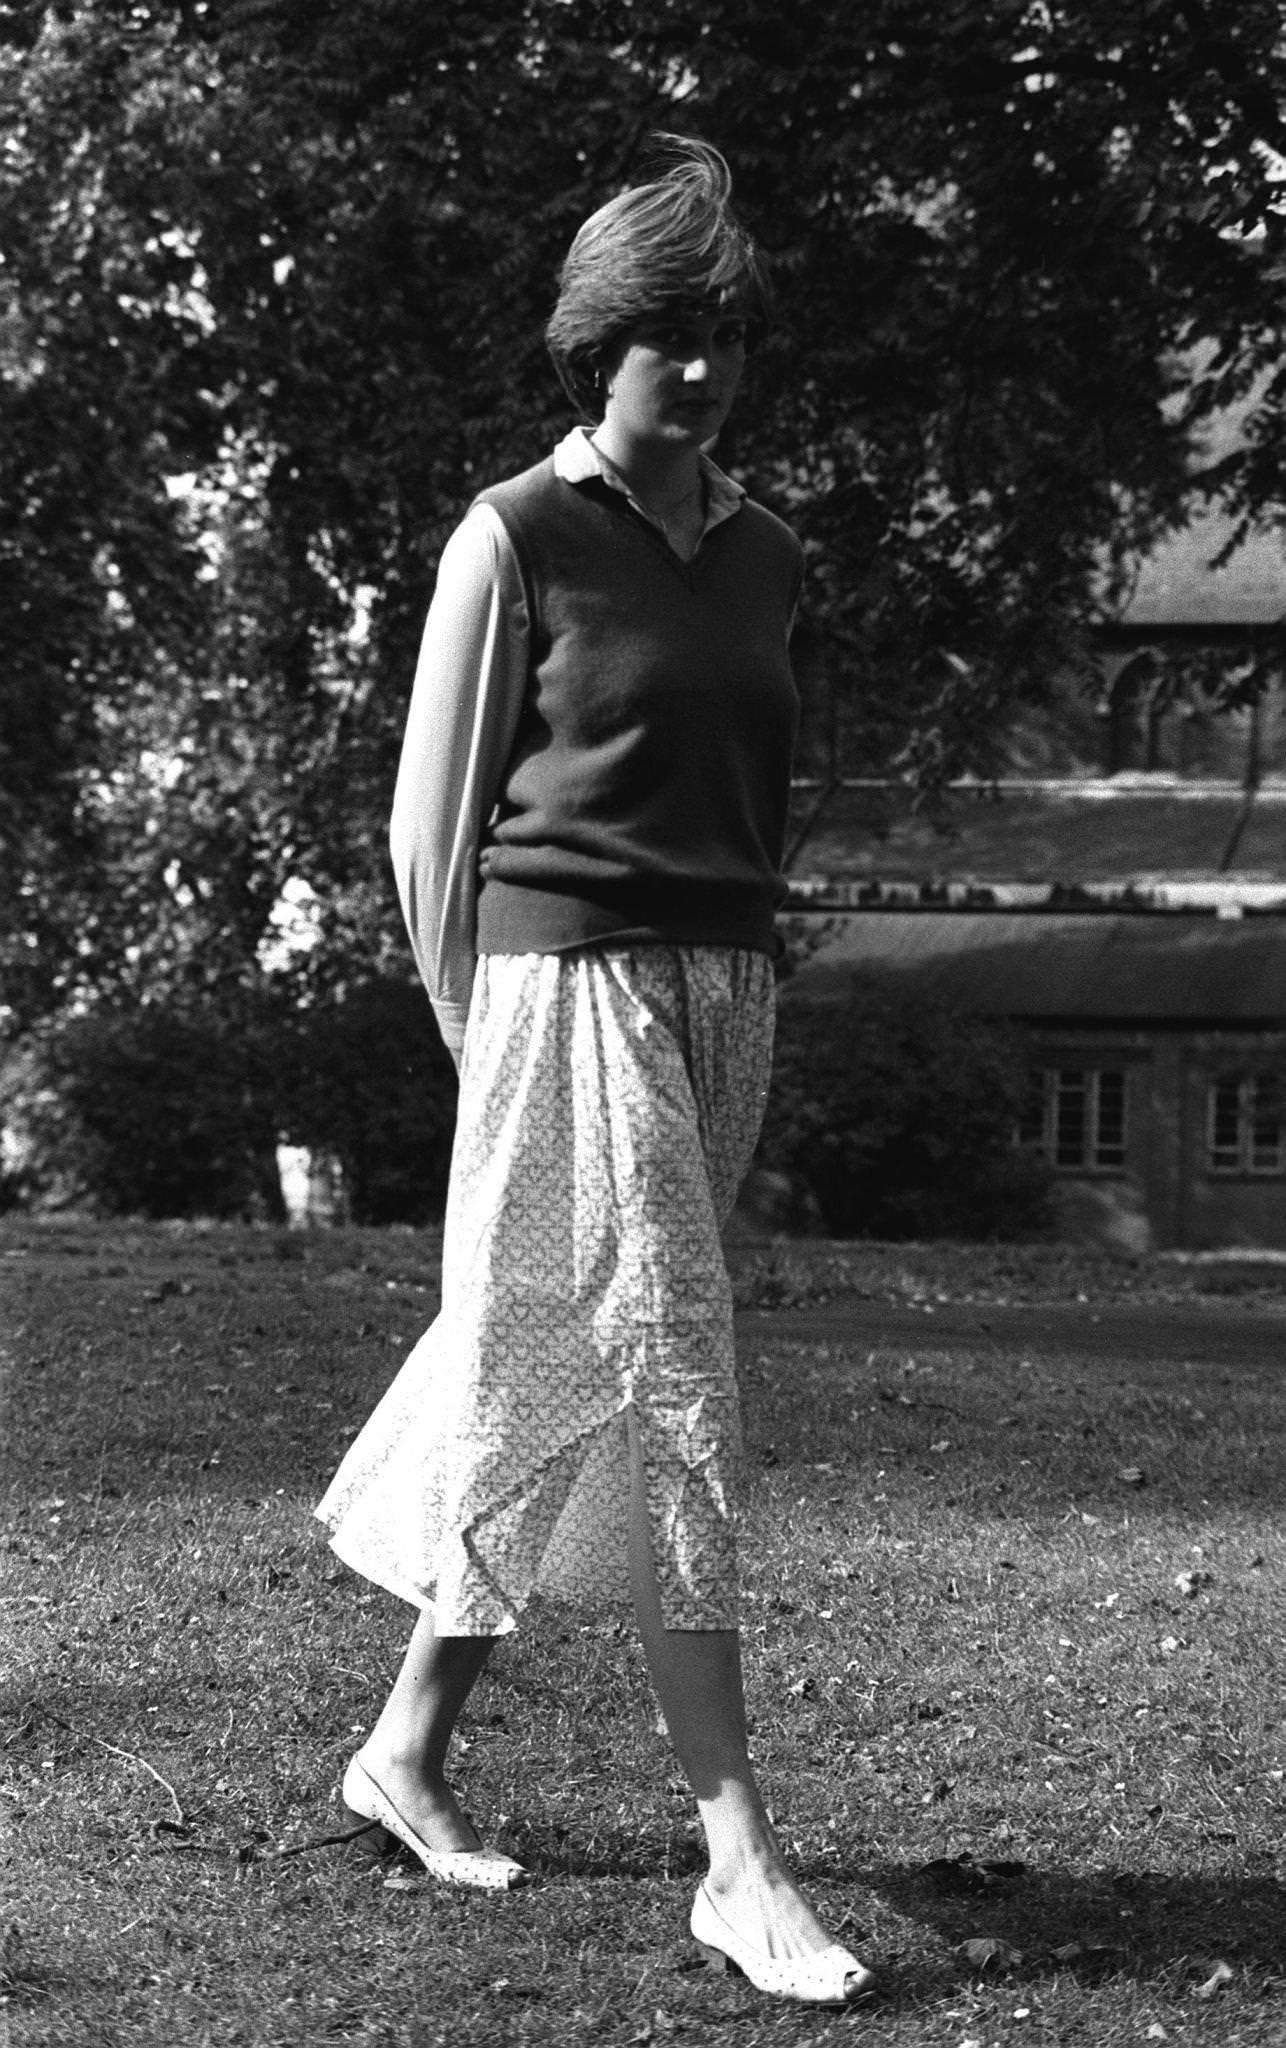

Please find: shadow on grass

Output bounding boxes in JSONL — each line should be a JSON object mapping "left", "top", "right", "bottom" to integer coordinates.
{"left": 500, "top": 1822, "right": 708, "bottom": 1883}
{"left": 865, "top": 1855, "right": 1286, "bottom": 1979}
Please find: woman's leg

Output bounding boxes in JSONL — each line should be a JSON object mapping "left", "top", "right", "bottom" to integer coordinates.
{"left": 627, "top": 1415, "right": 853, "bottom": 1961}
{"left": 354, "top": 1609, "right": 498, "bottom": 1852}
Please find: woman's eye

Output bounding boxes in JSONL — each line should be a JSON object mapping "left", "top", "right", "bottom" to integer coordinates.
{"left": 716, "top": 324, "right": 747, "bottom": 350}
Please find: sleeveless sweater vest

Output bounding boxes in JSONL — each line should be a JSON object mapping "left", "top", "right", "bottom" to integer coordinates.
{"left": 472, "top": 456, "right": 802, "bottom": 960}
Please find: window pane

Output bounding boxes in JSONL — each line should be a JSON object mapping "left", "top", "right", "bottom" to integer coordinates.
{"left": 1054, "top": 1072, "right": 1087, "bottom": 1166}
{"left": 1208, "top": 1077, "right": 1241, "bottom": 1171}
{"left": 1250, "top": 1076, "right": 1283, "bottom": 1172}
{"left": 1094, "top": 1070, "right": 1126, "bottom": 1166}
{"left": 1207, "top": 1073, "right": 1285, "bottom": 1175}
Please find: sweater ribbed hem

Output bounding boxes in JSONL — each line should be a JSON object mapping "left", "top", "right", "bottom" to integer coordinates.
{"left": 475, "top": 876, "right": 781, "bottom": 960}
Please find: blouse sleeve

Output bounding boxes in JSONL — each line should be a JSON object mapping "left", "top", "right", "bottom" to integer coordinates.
{"left": 388, "top": 504, "right": 529, "bottom": 1063}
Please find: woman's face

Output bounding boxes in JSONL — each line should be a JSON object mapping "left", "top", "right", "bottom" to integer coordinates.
{"left": 599, "top": 306, "right": 747, "bottom": 451}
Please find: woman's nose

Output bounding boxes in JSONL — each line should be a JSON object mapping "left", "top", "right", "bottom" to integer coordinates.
{"left": 683, "top": 355, "right": 712, "bottom": 383}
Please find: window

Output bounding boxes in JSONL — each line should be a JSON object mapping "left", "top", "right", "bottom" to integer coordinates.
{"left": 1207, "top": 1074, "right": 1285, "bottom": 1176}
{"left": 1022, "top": 1067, "right": 1127, "bottom": 1170}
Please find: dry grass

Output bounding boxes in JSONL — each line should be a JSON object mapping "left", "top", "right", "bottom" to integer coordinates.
{"left": 3, "top": 1218, "right": 1284, "bottom": 2046}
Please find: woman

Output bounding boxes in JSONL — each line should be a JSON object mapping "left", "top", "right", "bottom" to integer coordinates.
{"left": 316, "top": 136, "right": 876, "bottom": 2011}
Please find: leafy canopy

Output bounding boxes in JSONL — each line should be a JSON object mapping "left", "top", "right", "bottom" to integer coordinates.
{"left": 2, "top": 0, "right": 1282, "bottom": 1030}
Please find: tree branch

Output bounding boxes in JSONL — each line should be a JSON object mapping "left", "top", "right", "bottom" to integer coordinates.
{"left": 36, "top": 1705, "right": 186, "bottom": 1826}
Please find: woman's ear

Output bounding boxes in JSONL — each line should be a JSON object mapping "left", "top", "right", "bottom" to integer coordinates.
{"left": 590, "top": 347, "right": 616, "bottom": 420}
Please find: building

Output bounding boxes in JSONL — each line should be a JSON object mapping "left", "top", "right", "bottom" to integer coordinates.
{"left": 783, "top": 507, "right": 1285, "bottom": 1252}
{"left": 786, "top": 907, "right": 1285, "bottom": 1252}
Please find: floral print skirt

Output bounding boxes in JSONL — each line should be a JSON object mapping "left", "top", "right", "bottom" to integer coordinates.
{"left": 314, "top": 944, "right": 775, "bottom": 1635}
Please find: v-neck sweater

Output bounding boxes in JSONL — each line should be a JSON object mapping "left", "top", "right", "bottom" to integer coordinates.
{"left": 471, "top": 451, "right": 803, "bottom": 962}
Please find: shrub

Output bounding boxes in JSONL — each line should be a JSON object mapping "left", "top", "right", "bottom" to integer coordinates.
{"left": 0, "top": 1005, "right": 283, "bottom": 1218}
{"left": 280, "top": 978, "right": 457, "bottom": 1225}
{"left": 0, "top": 980, "right": 459, "bottom": 1225}
{"left": 761, "top": 993, "right": 1053, "bottom": 1240}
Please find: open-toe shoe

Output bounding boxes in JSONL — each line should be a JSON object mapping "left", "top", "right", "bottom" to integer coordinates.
{"left": 690, "top": 1882, "right": 877, "bottom": 2008}
{"left": 341, "top": 1756, "right": 528, "bottom": 1892}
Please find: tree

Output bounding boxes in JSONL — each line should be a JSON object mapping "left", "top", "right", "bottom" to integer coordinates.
{"left": 760, "top": 991, "right": 1053, "bottom": 1239}
{"left": 0, "top": 1000, "right": 285, "bottom": 1217}
{"left": 2, "top": 0, "right": 1282, "bottom": 1034}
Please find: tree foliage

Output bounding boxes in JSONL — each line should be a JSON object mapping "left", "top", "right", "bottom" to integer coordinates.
{"left": 282, "top": 978, "right": 459, "bottom": 1225}
{"left": 0, "top": 977, "right": 457, "bottom": 1220}
{"left": 761, "top": 992, "right": 1054, "bottom": 1240}
{"left": 0, "top": 1001, "right": 285, "bottom": 1217}
{"left": 2, "top": 0, "right": 1283, "bottom": 1032}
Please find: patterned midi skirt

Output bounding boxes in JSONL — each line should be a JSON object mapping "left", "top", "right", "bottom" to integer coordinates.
{"left": 315, "top": 944, "right": 774, "bottom": 1635}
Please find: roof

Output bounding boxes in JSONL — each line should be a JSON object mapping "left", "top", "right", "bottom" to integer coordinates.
{"left": 785, "top": 786, "right": 1286, "bottom": 890}
{"left": 787, "top": 911, "right": 1286, "bottom": 1022}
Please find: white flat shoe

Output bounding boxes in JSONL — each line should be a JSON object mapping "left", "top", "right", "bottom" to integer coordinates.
{"left": 690, "top": 1881, "right": 877, "bottom": 2008}
{"left": 341, "top": 1757, "right": 528, "bottom": 1892}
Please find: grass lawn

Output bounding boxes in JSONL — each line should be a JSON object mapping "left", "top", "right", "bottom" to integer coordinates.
{"left": 3, "top": 1219, "right": 1284, "bottom": 2047}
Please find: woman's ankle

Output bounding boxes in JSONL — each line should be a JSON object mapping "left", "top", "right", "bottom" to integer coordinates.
{"left": 357, "top": 1734, "right": 451, "bottom": 1791}
{"left": 700, "top": 1810, "right": 793, "bottom": 1892}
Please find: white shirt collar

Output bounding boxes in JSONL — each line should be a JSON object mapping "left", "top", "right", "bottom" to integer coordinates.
{"left": 552, "top": 425, "right": 744, "bottom": 538}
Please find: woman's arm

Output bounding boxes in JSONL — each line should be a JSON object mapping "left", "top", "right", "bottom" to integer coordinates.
{"left": 389, "top": 505, "right": 529, "bottom": 1064}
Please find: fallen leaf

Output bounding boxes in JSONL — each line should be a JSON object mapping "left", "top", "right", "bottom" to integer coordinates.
{"left": 1118, "top": 1466, "right": 1147, "bottom": 1487}
{"left": 1146, "top": 2026, "right": 1168, "bottom": 2041}
{"left": 1174, "top": 1569, "right": 1213, "bottom": 1597}
{"left": 961, "top": 1935, "right": 1022, "bottom": 1972}
{"left": 1194, "top": 1960, "right": 1234, "bottom": 2000}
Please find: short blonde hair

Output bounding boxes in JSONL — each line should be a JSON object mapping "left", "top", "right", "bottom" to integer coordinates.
{"left": 546, "top": 135, "right": 769, "bottom": 419}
